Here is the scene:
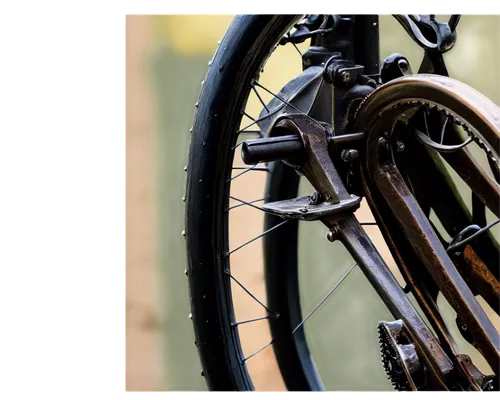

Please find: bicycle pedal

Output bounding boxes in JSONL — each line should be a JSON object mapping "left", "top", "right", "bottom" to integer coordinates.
{"left": 262, "top": 194, "right": 361, "bottom": 221}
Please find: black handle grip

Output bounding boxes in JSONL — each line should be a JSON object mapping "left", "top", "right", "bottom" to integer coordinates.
{"left": 241, "top": 135, "right": 304, "bottom": 165}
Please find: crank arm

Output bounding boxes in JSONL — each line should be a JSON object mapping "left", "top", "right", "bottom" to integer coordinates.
{"left": 361, "top": 165, "right": 461, "bottom": 357}
{"left": 372, "top": 160, "right": 500, "bottom": 376}
{"left": 322, "top": 213, "right": 453, "bottom": 387}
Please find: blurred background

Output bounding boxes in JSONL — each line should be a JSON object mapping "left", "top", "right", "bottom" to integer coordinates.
{"left": 126, "top": 15, "right": 500, "bottom": 391}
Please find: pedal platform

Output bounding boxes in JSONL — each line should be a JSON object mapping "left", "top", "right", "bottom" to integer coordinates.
{"left": 262, "top": 194, "right": 361, "bottom": 221}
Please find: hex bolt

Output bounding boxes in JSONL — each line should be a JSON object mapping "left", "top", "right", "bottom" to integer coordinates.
{"left": 341, "top": 148, "right": 359, "bottom": 163}
{"left": 396, "top": 141, "right": 405, "bottom": 152}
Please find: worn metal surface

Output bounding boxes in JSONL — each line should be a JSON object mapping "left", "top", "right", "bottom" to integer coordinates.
{"left": 370, "top": 160, "right": 499, "bottom": 375}
{"left": 457, "top": 245, "right": 500, "bottom": 314}
{"left": 261, "top": 195, "right": 360, "bottom": 221}
{"left": 354, "top": 74, "right": 500, "bottom": 383}
{"left": 328, "top": 215, "right": 453, "bottom": 387}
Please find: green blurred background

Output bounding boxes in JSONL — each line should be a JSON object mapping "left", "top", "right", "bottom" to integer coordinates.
{"left": 126, "top": 15, "right": 500, "bottom": 391}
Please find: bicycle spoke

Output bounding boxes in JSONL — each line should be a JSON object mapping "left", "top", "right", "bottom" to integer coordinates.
{"left": 252, "top": 80, "right": 326, "bottom": 131}
{"left": 241, "top": 110, "right": 256, "bottom": 122}
{"left": 227, "top": 164, "right": 260, "bottom": 182}
{"left": 232, "top": 166, "right": 270, "bottom": 172}
{"left": 292, "top": 263, "right": 358, "bottom": 335}
{"left": 226, "top": 219, "right": 289, "bottom": 256}
{"left": 226, "top": 272, "right": 272, "bottom": 314}
{"left": 227, "top": 198, "right": 265, "bottom": 211}
{"left": 231, "top": 132, "right": 263, "bottom": 150}
{"left": 241, "top": 339, "right": 274, "bottom": 363}
{"left": 231, "top": 315, "right": 270, "bottom": 327}
{"left": 229, "top": 195, "right": 268, "bottom": 213}
{"left": 236, "top": 107, "right": 284, "bottom": 134}
{"left": 291, "top": 42, "right": 303, "bottom": 57}
{"left": 252, "top": 84, "right": 270, "bottom": 113}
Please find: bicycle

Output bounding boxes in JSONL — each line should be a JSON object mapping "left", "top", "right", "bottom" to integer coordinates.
{"left": 184, "top": 15, "right": 500, "bottom": 391}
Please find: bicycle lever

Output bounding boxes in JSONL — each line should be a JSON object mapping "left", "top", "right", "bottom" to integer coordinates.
{"left": 393, "top": 15, "right": 456, "bottom": 53}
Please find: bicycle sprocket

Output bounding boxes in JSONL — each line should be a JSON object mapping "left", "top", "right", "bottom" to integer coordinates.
{"left": 378, "top": 320, "right": 427, "bottom": 390}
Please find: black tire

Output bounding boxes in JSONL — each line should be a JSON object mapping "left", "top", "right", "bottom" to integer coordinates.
{"left": 185, "top": 15, "right": 299, "bottom": 390}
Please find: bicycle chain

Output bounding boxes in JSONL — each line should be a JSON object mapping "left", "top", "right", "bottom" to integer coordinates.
{"left": 353, "top": 98, "right": 497, "bottom": 162}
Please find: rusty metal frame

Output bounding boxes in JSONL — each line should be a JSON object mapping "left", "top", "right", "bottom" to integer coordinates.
{"left": 353, "top": 76, "right": 500, "bottom": 385}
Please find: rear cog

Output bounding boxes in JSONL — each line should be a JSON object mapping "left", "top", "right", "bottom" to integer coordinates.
{"left": 378, "top": 320, "right": 427, "bottom": 390}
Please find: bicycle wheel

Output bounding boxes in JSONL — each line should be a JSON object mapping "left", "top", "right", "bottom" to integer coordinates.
{"left": 185, "top": 14, "right": 500, "bottom": 391}
{"left": 185, "top": 15, "right": 300, "bottom": 390}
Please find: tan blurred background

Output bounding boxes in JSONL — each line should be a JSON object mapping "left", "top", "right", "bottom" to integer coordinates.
{"left": 126, "top": 15, "right": 500, "bottom": 391}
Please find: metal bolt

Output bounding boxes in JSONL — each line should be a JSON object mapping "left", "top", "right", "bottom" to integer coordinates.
{"left": 397, "top": 59, "right": 409, "bottom": 73}
{"left": 310, "top": 192, "right": 321, "bottom": 204}
{"left": 182, "top": 230, "right": 186, "bottom": 237}
{"left": 378, "top": 137, "right": 388, "bottom": 149}
{"left": 340, "top": 71, "right": 351, "bottom": 84}
{"left": 299, "top": 208, "right": 308, "bottom": 213}
{"left": 341, "top": 148, "right": 359, "bottom": 163}
{"left": 184, "top": 166, "right": 188, "bottom": 171}
{"left": 182, "top": 196, "right": 186, "bottom": 202}
{"left": 188, "top": 313, "right": 192, "bottom": 320}
{"left": 326, "top": 228, "right": 338, "bottom": 242}
{"left": 184, "top": 268, "right": 188, "bottom": 276}
{"left": 396, "top": 141, "right": 405, "bottom": 152}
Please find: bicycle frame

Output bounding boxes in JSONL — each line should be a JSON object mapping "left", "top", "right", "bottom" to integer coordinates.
{"left": 274, "top": 14, "right": 499, "bottom": 389}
